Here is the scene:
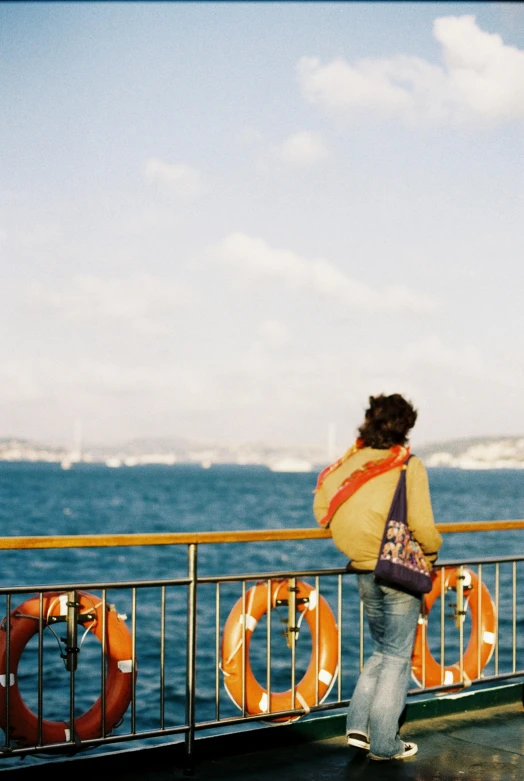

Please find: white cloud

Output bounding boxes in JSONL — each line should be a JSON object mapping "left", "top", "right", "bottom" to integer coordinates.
{"left": 399, "top": 335, "right": 524, "bottom": 392}
{"left": 0, "top": 363, "right": 41, "bottom": 401}
{"left": 257, "top": 319, "right": 292, "bottom": 346}
{"left": 66, "top": 361, "right": 203, "bottom": 396}
{"left": 434, "top": 16, "right": 524, "bottom": 119}
{"left": 297, "top": 15, "right": 524, "bottom": 124}
{"left": 278, "top": 131, "right": 328, "bottom": 165}
{"left": 0, "top": 358, "right": 208, "bottom": 406}
{"left": 400, "top": 334, "right": 483, "bottom": 375}
{"left": 29, "top": 273, "right": 198, "bottom": 332}
{"left": 144, "top": 157, "right": 201, "bottom": 197}
{"left": 210, "top": 232, "right": 436, "bottom": 316}
{"left": 236, "top": 127, "right": 265, "bottom": 145}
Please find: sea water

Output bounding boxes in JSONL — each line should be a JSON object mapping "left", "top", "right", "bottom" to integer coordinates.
{"left": 0, "top": 463, "right": 522, "bottom": 764}
{"left": 1, "top": 463, "right": 523, "bottom": 583}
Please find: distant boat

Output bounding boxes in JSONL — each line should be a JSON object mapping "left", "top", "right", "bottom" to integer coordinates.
{"left": 268, "top": 458, "right": 313, "bottom": 473}
{"left": 105, "top": 457, "right": 123, "bottom": 468}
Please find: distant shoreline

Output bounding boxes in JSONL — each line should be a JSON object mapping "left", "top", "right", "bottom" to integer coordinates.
{"left": 2, "top": 460, "right": 524, "bottom": 472}
{"left": 2, "top": 435, "right": 524, "bottom": 472}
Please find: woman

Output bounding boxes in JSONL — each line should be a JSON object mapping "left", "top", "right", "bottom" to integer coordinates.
{"left": 313, "top": 394, "right": 442, "bottom": 761}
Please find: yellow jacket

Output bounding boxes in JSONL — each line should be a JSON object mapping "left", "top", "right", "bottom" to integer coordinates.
{"left": 313, "top": 447, "right": 443, "bottom": 571}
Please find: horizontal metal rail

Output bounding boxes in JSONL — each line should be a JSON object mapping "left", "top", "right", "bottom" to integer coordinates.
{"left": 1, "top": 555, "right": 521, "bottom": 596}
{"left": 0, "top": 519, "right": 523, "bottom": 550}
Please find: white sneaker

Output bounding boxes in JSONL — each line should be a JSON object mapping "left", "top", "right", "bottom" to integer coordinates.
{"left": 346, "top": 731, "right": 370, "bottom": 750}
{"left": 369, "top": 740, "right": 418, "bottom": 761}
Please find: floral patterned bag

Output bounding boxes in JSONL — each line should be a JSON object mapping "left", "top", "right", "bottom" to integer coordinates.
{"left": 374, "top": 458, "right": 433, "bottom": 595}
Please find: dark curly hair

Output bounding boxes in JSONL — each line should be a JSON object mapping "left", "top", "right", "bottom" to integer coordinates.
{"left": 358, "top": 394, "right": 418, "bottom": 449}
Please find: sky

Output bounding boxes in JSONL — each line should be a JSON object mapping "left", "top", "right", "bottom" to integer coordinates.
{"left": 1, "top": 1, "right": 524, "bottom": 451}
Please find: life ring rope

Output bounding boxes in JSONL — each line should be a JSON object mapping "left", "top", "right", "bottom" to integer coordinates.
{"left": 294, "top": 690, "right": 310, "bottom": 715}
{"left": 12, "top": 594, "right": 104, "bottom": 667}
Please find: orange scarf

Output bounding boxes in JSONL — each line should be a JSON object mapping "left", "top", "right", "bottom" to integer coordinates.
{"left": 314, "top": 439, "right": 410, "bottom": 528}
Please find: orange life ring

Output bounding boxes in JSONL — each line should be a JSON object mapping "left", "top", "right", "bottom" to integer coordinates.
{"left": 0, "top": 591, "right": 135, "bottom": 746}
{"left": 412, "top": 567, "right": 496, "bottom": 688}
{"left": 221, "top": 579, "right": 338, "bottom": 722}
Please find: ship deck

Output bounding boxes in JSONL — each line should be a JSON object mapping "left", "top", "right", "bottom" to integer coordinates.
{"left": 1, "top": 689, "right": 523, "bottom": 780}
{"left": 0, "top": 527, "right": 523, "bottom": 781}
{"left": 189, "top": 701, "right": 524, "bottom": 781}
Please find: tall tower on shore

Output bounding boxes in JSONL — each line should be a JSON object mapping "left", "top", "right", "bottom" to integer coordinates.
{"left": 328, "top": 422, "right": 337, "bottom": 462}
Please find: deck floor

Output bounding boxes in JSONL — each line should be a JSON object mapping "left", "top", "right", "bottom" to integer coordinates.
{"left": 1, "top": 701, "right": 523, "bottom": 780}
{"left": 186, "top": 701, "right": 524, "bottom": 781}
{"left": 175, "top": 701, "right": 524, "bottom": 781}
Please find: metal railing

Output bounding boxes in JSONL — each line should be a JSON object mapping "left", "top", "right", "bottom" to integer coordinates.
{"left": 0, "top": 522, "right": 522, "bottom": 771}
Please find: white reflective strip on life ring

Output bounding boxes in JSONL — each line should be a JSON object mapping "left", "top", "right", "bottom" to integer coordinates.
{"left": 418, "top": 615, "right": 427, "bottom": 625}
{"left": 224, "top": 638, "right": 243, "bottom": 666}
{"left": 308, "top": 590, "right": 317, "bottom": 611}
{"left": 59, "top": 593, "right": 68, "bottom": 615}
{"left": 64, "top": 728, "right": 70, "bottom": 741}
{"left": 483, "top": 631, "right": 495, "bottom": 645}
{"left": 295, "top": 690, "right": 311, "bottom": 714}
{"left": 118, "top": 659, "right": 133, "bottom": 673}
{"left": 259, "top": 692, "right": 268, "bottom": 712}
{"left": 0, "top": 674, "right": 15, "bottom": 687}
{"left": 239, "top": 614, "right": 257, "bottom": 632}
{"left": 444, "top": 670, "right": 455, "bottom": 685}
{"left": 462, "top": 571, "right": 472, "bottom": 588}
{"left": 318, "top": 668, "right": 333, "bottom": 686}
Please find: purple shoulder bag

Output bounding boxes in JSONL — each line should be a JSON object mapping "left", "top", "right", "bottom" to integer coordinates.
{"left": 374, "top": 458, "right": 433, "bottom": 595}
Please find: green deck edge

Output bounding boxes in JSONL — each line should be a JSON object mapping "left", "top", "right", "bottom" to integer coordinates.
{"left": 1, "top": 681, "right": 522, "bottom": 776}
{"left": 405, "top": 679, "right": 524, "bottom": 720}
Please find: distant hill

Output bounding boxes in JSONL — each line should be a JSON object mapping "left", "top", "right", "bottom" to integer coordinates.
{"left": 415, "top": 436, "right": 524, "bottom": 469}
{"left": 416, "top": 436, "right": 517, "bottom": 457}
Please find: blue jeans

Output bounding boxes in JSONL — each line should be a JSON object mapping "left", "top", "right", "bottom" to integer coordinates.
{"left": 346, "top": 573, "right": 421, "bottom": 758}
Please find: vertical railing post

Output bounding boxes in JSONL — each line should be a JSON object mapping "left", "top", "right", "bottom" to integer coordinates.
{"left": 287, "top": 577, "right": 297, "bottom": 711}
{"left": 440, "top": 568, "right": 445, "bottom": 684}
{"left": 214, "top": 583, "right": 221, "bottom": 722}
{"left": 65, "top": 591, "right": 79, "bottom": 673}
{"left": 420, "top": 596, "right": 427, "bottom": 687}
{"left": 314, "top": 575, "right": 320, "bottom": 707}
{"left": 66, "top": 590, "right": 79, "bottom": 743}
{"left": 456, "top": 566, "right": 465, "bottom": 683}
{"left": 184, "top": 543, "right": 198, "bottom": 776}
{"left": 130, "top": 588, "right": 137, "bottom": 735}
{"left": 286, "top": 577, "right": 297, "bottom": 650}
{"left": 241, "top": 581, "right": 246, "bottom": 716}
{"left": 337, "top": 574, "right": 342, "bottom": 703}
{"left": 2, "top": 594, "right": 12, "bottom": 751}
{"left": 160, "top": 585, "right": 166, "bottom": 730}
{"left": 477, "top": 565, "right": 482, "bottom": 678}
{"left": 495, "top": 563, "right": 500, "bottom": 675}
{"left": 359, "top": 598, "right": 364, "bottom": 672}
{"left": 265, "top": 578, "right": 272, "bottom": 715}
{"left": 512, "top": 561, "right": 517, "bottom": 674}
{"left": 37, "top": 593, "right": 44, "bottom": 745}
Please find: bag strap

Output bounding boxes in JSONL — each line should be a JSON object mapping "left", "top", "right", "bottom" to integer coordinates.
{"left": 384, "top": 454, "right": 413, "bottom": 529}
